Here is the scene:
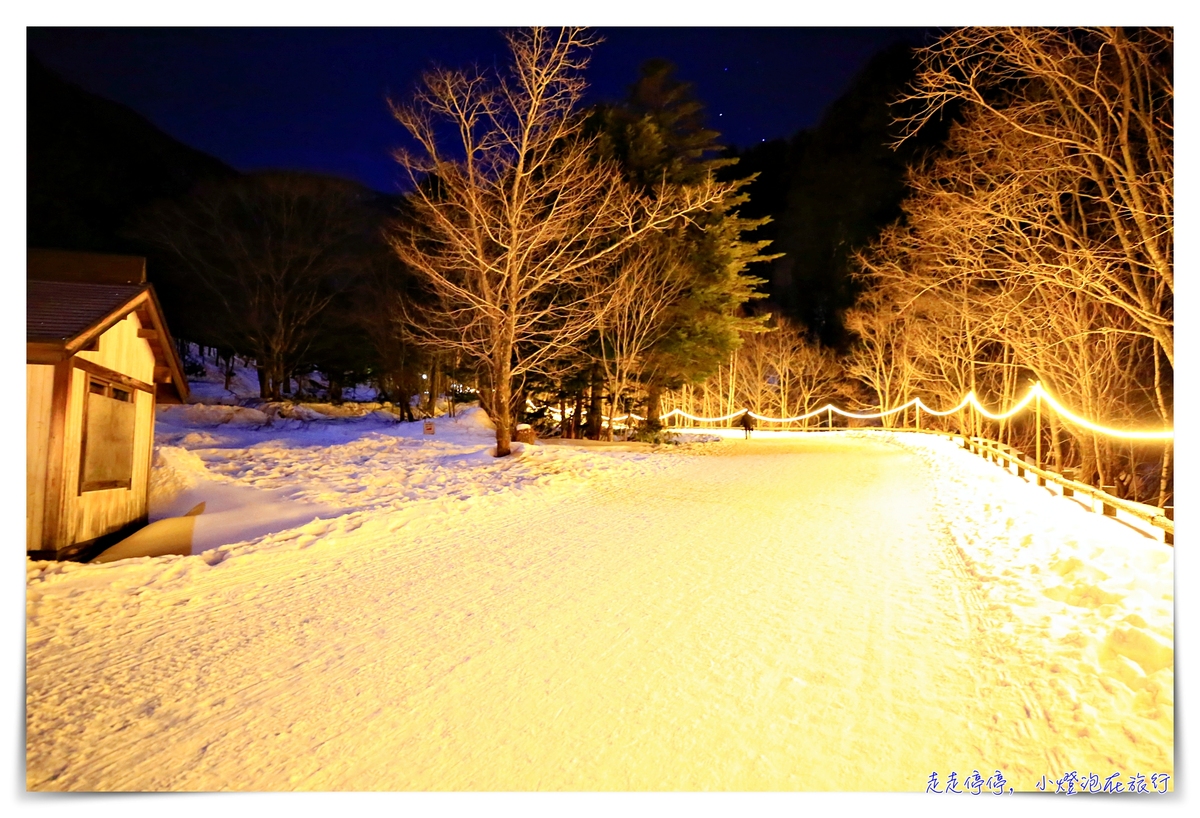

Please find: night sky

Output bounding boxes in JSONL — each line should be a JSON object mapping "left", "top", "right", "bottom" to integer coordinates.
{"left": 27, "top": 27, "right": 932, "bottom": 194}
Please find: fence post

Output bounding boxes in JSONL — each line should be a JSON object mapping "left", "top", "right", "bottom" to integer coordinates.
{"left": 1062, "top": 469, "right": 1075, "bottom": 497}
{"left": 827, "top": 406, "right": 832, "bottom": 431}
{"left": 1015, "top": 451, "right": 1025, "bottom": 479}
{"left": 916, "top": 403, "right": 921, "bottom": 431}
{"left": 1165, "top": 506, "right": 1174, "bottom": 545}
{"left": 1035, "top": 386, "right": 1042, "bottom": 472}
{"left": 1100, "top": 486, "right": 1117, "bottom": 517}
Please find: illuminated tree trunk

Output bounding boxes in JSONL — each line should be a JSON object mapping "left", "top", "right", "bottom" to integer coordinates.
{"left": 586, "top": 366, "right": 603, "bottom": 440}
{"left": 492, "top": 345, "right": 514, "bottom": 457}
{"left": 645, "top": 382, "right": 664, "bottom": 431}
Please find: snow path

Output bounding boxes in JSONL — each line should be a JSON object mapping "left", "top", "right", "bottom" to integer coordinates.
{"left": 26, "top": 435, "right": 1170, "bottom": 791}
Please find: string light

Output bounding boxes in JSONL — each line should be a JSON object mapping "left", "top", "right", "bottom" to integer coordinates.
{"left": 1031, "top": 383, "right": 1173, "bottom": 441}
{"left": 524, "top": 382, "right": 1172, "bottom": 441}
{"left": 913, "top": 395, "right": 971, "bottom": 418}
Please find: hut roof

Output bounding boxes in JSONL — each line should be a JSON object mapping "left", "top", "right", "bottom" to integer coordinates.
{"left": 27, "top": 281, "right": 149, "bottom": 344}
{"left": 27, "top": 251, "right": 189, "bottom": 403}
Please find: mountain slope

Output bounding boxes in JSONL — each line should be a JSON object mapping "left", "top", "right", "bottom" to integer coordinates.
{"left": 27, "top": 53, "right": 239, "bottom": 255}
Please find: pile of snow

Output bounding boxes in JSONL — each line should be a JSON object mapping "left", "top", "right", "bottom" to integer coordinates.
{"left": 150, "top": 404, "right": 661, "bottom": 524}
{"left": 146, "top": 445, "right": 205, "bottom": 505}
{"left": 154, "top": 401, "right": 407, "bottom": 447}
{"left": 162, "top": 403, "right": 271, "bottom": 429}
{"left": 663, "top": 430, "right": 724, "bottom": 445}
{"left": 456, "top": 404, "right": 496, "bottom": 432}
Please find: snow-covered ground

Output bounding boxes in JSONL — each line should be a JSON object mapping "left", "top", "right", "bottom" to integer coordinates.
{"left": 95, "top": 402, "right": 661, "bottom": 562}
{"left": 25, "top": 411, "right": 1172, "bottom": 792}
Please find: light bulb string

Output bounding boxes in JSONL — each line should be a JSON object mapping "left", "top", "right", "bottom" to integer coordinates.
{"left": 531, "top": 383, "right": 1173, "bottom": 441}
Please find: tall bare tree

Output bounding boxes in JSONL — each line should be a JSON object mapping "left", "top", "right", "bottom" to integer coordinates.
{"left": 388, "top": 27, "right": 732, "bottom": 455}
{"left": 132, "top": 172, "right": 371, "bottom": 401}
{"left": 586, "top": 241, "right": 688, "bottom": 440}
{"left": 769, "top": 321, "right": 844, "bottom": 427}
{"left": 899, "top": 27, "right": 1173, "bottom": 367}
{"left": 843, "top": 27, "right": 1172, "bottom": 499}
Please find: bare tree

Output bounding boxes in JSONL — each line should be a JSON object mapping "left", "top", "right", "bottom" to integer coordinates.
{"left": 843, "top": 281, "right": 918, "bottom": 428}
{"left": 388, "top": 27, "right": 732, "bottom": 455}
{"left": 775, "top": 326, "right": 844, "bottom": 428}
{"left": 842, "top": 27, "right": 1172, "bottom": 498}
{"left": 133, "top": 172, "right": 371, "bottom": 401}
{"left": 586, "top": 242, "right": 689, "bottom": 440}
{"left": 661, "top": 318, "right": 844, "bottom": 432}
{"left": 900, "top": 27, "right": 1173, "bottom": 367}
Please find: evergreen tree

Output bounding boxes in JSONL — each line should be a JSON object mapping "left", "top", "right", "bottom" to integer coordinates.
{"left": 593, "top": 59, "right": 774, "bottom": 429}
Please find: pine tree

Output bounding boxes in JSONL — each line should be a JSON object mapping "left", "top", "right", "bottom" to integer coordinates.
{"left": 593, "top": 59, "right": 775, "bottom": 429}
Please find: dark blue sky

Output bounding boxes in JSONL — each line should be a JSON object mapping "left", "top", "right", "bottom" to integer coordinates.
{"left": 27, "top": 27, "right": 931, "bottom": 194}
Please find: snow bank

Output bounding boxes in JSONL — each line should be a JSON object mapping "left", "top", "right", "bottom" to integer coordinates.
{"left": 181, "top": 348, "right": 384, "bottom": 403}
{"left": 184, "top": 355, "right": 261, "bottom": 403}
{"left": 160, "top": 403, "right": 270, "bottom": 428}
{"left": 146, "top": 445, "right": 205, "bottom": 508}
{"left": 455, "top": 404, "right": 495, "bottom": 432}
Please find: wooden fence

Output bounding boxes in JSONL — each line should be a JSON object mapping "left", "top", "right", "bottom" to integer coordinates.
{"left": 895, "top": 428, "right": 1174, "bottom": 546}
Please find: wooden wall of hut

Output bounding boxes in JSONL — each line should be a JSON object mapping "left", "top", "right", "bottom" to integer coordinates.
{"left": 29, "top": 313, "right": 158, "bottom": 557}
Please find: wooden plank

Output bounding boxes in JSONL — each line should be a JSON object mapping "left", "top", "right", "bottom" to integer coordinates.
{"left": 75, "top": 312, "right": 156, "bottom": 385}
{"left": 26, "top": 342, "right": 67, "bottom": 364}
{"left": 1100, "top": 486, "right": 1117, "bottom": 517}
{"left": 1061, "top": 469, "right": 1076, "bottom": 497}
{"left": 72, "top": 357, "right": 154, "bottom": 394}
{"left": 137, "top": 328, "right": 159, "bottom": 340}
{"left": 80, "top": 479, "right": 133, "bottom": 492}
{"left": 26, "top": 365, "right": 55, "bottom": 551}
{"left": 64, "top": 290, "right": 150, "bottom": 356}
{"left": 39, "top": 361, "right": 73, "bottom": 553}
{"left": 132, "top": 286, "right": 189, "bottom": 403}
{"left": 145, "top": 388, "right": 157, "bottom": 508}
{"left": 73, "top": 385, "right": 154, "bottom": 548}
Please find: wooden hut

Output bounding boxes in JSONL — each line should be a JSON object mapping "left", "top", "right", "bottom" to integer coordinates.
{"left": 27, "top": 249, "right": 189, "bottom": 560}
